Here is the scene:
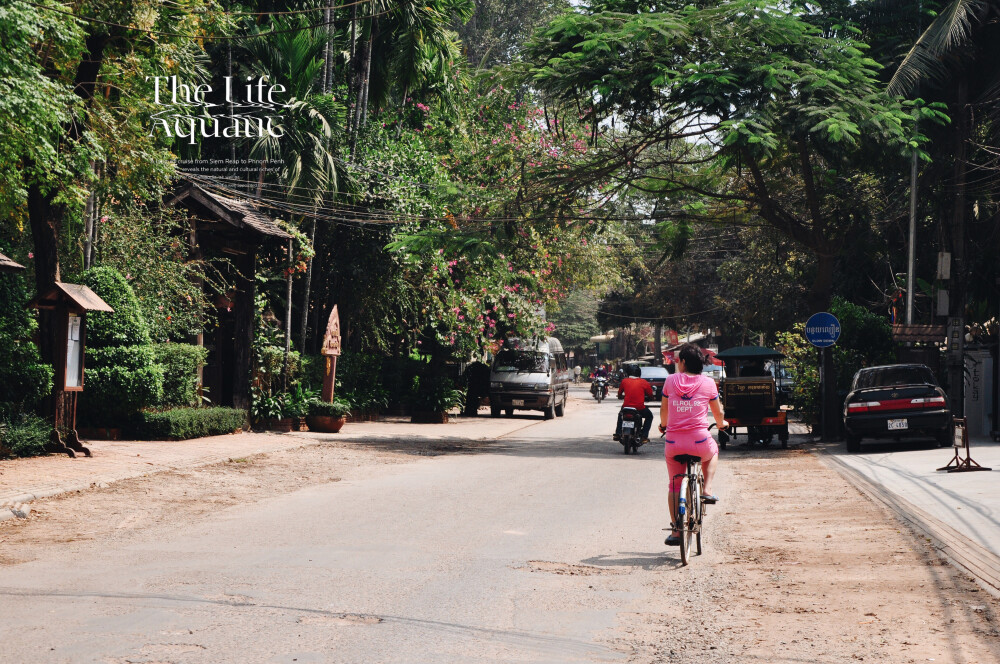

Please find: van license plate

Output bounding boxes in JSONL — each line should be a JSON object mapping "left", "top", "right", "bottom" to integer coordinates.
{"left": 512, "top": 399, "right": 524, "bottom": 406}
{"left": 622, "top": 421, "right": 635, "bottom": 430}
{"left": 888, "top": 419, "right": 908, "bottom": 431}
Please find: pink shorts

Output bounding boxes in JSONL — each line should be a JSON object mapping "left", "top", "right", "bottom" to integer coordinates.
{"left": 664, "top": 429, "right": 719, "bottom": 492}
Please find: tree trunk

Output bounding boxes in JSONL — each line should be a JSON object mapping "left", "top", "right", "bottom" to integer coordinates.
{"left": 808, "top": 252, "right": 835, "bottom": 313}
{"left": 653, "top": 323, "right": 662, "bottom": 366}
{"left": 298, "top": 216, "right": 317, "bottom": 353}
{"left": 282, "top": 238, "right": 294, "bottom": 393}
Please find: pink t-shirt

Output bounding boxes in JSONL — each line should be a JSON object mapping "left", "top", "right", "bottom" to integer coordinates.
{"left": 664, "top": 372, "right": 719, "bottom": 432}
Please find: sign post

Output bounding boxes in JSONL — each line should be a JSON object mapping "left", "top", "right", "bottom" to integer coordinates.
{"left": 805, "top": 312, "right": 842, "bottom": 441}
{"left": 320, "top": 305, "right": 342, "bottom": 402}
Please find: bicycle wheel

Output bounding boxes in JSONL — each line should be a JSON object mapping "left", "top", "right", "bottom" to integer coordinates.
{"left": 694, "top": 472, "right": 704, "bottom": 556}
{"left": 683, "top": 471, "right": 698, "bottom": 561}
{"left": 677, "top": 475, "right": 691, "bottom": 565}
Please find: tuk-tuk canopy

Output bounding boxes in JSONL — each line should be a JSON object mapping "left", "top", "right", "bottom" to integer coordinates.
{"left": 715, "top": 345, "right": 786, "bottom": 360}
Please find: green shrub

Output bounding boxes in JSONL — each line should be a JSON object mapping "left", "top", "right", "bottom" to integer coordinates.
{"left": 0, "top": 274, "right": 53, "bottom": 409}
{"left": 82, "top": 266, "right": 154, "bottom": 347}
{"left": 131, "top": 407, "right": 246, "bottom": 440}
{"left": 0, "top": 412, "right": 50, "bottom": 458}
{"left": 153, "top": 343, "right": 208, "bottom": 407}
{"left": 79, "top": 267, "right": 164, "bottom": 425}
{"left": 255, "top": 345, "right": 301, "bottom": 395}
{"left": 409, "top": 375, "right": 464, "bottom": 412}
{"left": 300, "top": 354, "right": 326, "bottom": 390}
{"left": 308, "top": 398, "right": 351, "bottom": 418}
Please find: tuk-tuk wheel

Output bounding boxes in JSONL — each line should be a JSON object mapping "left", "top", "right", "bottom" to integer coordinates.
{"left": 719, "top": 430, "right": 729, "bottom": 449}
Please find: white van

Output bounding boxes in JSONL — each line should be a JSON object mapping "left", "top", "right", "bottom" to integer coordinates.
{"left": 489, "top": 337, "right": 571, "bottom": 419}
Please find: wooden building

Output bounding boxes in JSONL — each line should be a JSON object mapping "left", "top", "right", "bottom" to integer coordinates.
{"left": 164, "top": 180, "right": 292, "bottom": 410}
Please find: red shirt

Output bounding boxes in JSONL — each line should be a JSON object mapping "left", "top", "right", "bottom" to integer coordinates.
{"left": 618, "top": 377, "right": 653, "bottom": 408}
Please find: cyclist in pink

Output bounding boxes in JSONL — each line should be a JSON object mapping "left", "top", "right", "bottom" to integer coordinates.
{"left": 658, "top": 344, "right": 728, "bottom": 546}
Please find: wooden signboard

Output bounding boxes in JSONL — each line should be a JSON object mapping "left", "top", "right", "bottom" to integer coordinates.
{"left": 321, "top": 305, "right": 341, "bottom": 402}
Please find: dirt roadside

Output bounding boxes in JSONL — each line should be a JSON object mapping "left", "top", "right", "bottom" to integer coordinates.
{"left": 2, "top": 430, "right": 999, "bottom": 663}
{"left": 610, "top": 444, "right": 1000, "bottom": 664}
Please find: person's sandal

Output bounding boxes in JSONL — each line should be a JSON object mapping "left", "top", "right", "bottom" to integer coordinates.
{"left": 665, "top": 534, "right": 681, "bottom": 546}
{"left": 700, "top": 494, "right": 719, "bottom": 504}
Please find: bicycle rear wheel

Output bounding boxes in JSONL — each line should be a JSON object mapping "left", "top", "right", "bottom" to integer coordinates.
{"left": 677, "top": 475, "right": 691, "bottom": 565}
{"left": 693, "top": 471, "right": 704, "bottom": 556}
{"left": 684, "top": 471, "right": 698, "bottom": 561}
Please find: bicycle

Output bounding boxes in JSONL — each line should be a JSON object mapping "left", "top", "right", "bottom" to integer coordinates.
{"left": 665, "top": 423, "right": 721, "bottom": 566}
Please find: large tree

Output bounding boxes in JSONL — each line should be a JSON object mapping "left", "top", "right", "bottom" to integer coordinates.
{"left": 523, "top": 0, "right": 941, "bottom": 312}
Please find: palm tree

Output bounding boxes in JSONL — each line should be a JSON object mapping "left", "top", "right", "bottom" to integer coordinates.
{"left": 238, "top": 17, "right": 347, "bottom": 364}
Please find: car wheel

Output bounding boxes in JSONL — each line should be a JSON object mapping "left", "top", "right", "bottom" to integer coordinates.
{"left": 490, "top": 405, "right": 500, "bottom": 418}
{"left": 554, "top": 397, "right": 565, "bottom": 417}
{"left": 846, "top": 434, "right": 861, "bottom": 453}
{"left": 936, "top": 429, "right": 953, "bottom": 448}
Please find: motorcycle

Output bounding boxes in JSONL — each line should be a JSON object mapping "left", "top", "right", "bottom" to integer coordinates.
{"left": 619, "top": 406, "right": 644, "bottom": 454}
{"left": 591, "top": 376, "right": 609, "bottom": 402}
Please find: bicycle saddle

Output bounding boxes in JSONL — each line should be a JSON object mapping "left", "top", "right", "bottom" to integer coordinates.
{"left": 672, "top": 454, "right": 701, "bottom": 464}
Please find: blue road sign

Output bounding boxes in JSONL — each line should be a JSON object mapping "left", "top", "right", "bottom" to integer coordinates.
{"left": 805, "top": 312, "right": 841, "bottom": 348}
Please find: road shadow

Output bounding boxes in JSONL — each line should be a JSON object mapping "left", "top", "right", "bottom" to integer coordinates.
{"left": 580, "top": 551, "right": 684, "bottom": 571}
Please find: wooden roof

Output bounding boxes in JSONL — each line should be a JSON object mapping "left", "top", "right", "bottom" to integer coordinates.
{"left": 892, "top": 324, "right": 946, "bottom": 343}
{"left": 166, "top": 180, "right": 293, "bottom": 241}
{"left": 30, "top": 283, "right": 114, "bottom": 313}
{"left": 0, "top": 252, "right": 25, "bottom": 273}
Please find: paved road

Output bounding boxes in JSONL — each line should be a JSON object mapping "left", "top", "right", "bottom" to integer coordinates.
{"left": 0, "top": 391, "right": 687, "bottom": 664}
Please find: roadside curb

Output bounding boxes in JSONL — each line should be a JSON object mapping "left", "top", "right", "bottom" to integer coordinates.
{"left": 820, "top": 451, "right": 1000, "bottom": 598}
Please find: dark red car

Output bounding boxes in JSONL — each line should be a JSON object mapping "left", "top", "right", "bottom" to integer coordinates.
{"left": 842, "top": 364, "right": 951, "bottom": 453}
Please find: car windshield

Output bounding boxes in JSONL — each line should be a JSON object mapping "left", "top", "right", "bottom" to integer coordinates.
{"left": 641, "top": 367, "right": 669, "bottom": 379}
{"left": 858, "top": 366, "right": 936, "bottom": 388}
{"left": 493, "top": 350, "right": 548, "bottom": 373}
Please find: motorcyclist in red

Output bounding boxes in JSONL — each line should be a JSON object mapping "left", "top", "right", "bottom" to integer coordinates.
{"left": 613, "top": 364, "right": 654, "bottom": 443}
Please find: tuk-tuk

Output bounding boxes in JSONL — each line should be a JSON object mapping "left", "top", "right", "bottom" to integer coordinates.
{"left": 715, "top": 345, "right": 790, "bottom": 449}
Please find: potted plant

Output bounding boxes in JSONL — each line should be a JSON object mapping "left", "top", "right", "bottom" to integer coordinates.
{"left": 251, "top": 388, "right": 289, "bottom": 431}
{"left": 410, "top": 376, "right": 465, "bottom": 424}
{"left": 281, "top": 385, "right": 315, "bottom": 431}
{"left": 306, "top": 398, "right": 351, "bottom": 433}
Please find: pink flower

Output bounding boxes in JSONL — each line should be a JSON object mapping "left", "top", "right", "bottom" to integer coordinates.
{"left": 27, "top": 252, "right": 34, "bottom": 259}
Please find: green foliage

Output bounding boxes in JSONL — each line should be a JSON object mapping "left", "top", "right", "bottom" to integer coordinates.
{"left": 82, "top": 266, "right": 153, "bottom": 347}
{"left": 91, "top": 207, "right": 220, "bottom": 342}
{"left": 0, "top": 273, "right": 53, "bottom": 409}
{"left": 152, "top": 343, "right": 208, "bottom": 408}
{"left": 308, "top": 398, "right": 351, "bottom": 418}
{"left": 334, "top": 350, "right": 392, "bottom": 413}
{"left": 547, "top": 290, "right": 600, "bottom": 350}
{"left": 131, "top": 407, "right": 246, "bottom": 441}
{"left": 80, "top": 267, "right": 164, "bottom": 424}
{"left": 408, "top": 375, "right": 465, "bottom": 413}
{"left": 0, "top": 411, "right": 51, "bottom": 458}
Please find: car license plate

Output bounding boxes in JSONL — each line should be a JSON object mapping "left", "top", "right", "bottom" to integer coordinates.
{"left": 622, "top": 421, "right": 635, "bottom": 430}
{"left": 888, "top": 418, "right": 908, "bottom": 431}
{"left": 512, "top": 399, "right": 524, "bottom": 406}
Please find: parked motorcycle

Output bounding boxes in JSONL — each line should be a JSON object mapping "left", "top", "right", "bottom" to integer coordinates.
{"left": 591, "top": 376, "right": 609, "bottom": 403}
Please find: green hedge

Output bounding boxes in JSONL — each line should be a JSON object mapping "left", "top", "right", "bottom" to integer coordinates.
{"left": 153, "top": 343, "right": 208, "bottom": 407}
{"left": 131, "top": 407, "right": 247, "bottom": 440}
{"left": 0, "top": 273, "right": 53, "bottom": 409}
{"left": 0, "top": 412, "right": 50, "bottom": 458}
{"left": 80, "top": 267, "right": 164, "bottom": 425}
